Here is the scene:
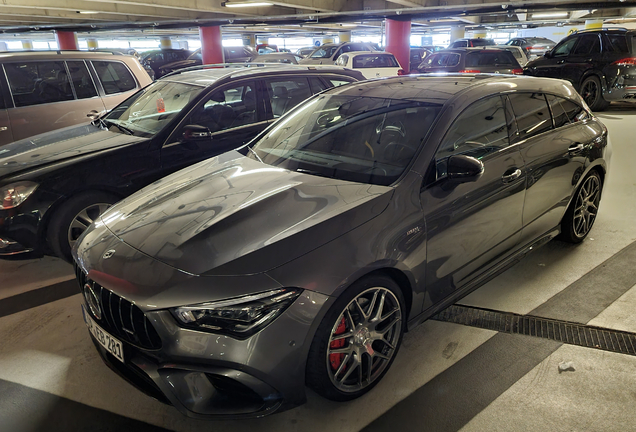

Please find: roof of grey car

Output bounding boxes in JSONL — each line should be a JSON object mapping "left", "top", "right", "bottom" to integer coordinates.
{"left": 328, "top": 74, "right": 575, "bottom": 104}
{"left": 161, "top": 64, "right": 361, "bottom": 86}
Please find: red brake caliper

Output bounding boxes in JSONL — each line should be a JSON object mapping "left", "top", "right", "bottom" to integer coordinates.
{"left": 329, "top": 317, "right": 347, "bottom": 371}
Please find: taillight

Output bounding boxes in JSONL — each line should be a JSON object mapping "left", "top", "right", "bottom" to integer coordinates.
{"left": 612, "top": 58, "right": 636, "bottom": 66}
{"left": 512, "top": 68, "right": 523, "bottom": 75}
{"left": 397, "top": 69, "right": 406, "bottom": 76}
{"left": 459, "top": 69, "right": 480, "bottom": 73}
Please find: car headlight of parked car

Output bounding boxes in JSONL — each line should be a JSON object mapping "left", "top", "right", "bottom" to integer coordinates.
{"left": 172, "top": 288, "right": 302, "bottom": 339}
{"left": 0, "top": 181, "right": 39, "bottom": 209}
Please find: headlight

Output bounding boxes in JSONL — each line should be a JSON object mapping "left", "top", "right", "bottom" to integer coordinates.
{"left": 0, "top": 181, "right": 39, "bottom": 210}
{"left": 172, "top": 288, "right": 302, "bottom": 339}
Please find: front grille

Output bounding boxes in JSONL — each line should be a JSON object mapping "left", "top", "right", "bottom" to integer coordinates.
{"left": 75, "top": 263, "right": 162, "bottom": 350}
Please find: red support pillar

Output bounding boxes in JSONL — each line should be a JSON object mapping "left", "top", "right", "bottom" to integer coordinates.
{"left": 199, "top": 26, "right": 224, "bottom": 65}
{"left": 385, "top": 18, "right": 411, "bottom": 72}
{"left": 55, "top": 30, "right": 78, "bottom": 50}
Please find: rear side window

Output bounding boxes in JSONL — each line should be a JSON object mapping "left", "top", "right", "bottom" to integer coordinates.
{"left": 465, "top": 51, "right": 516, "bottom": 67}
{"left": 607, "top": 34, "right": 629, "bottom": 53}
{"left": 545, "top": 94, "right": 571, "bottom": 128}
{"left": 508, "top": 93, "right": 552, "bottom": 140}
{"left": 5, "top": 61, "right": 74, "bottom": 107}
{"left": 91, "top": 61, "right": 136, "bottom": 95}
{"left": 560, "top": 99, "right": 590, "bottom": 123}
{"left": 425, "top": 53, "right": 461, "bottom": 67}
{"left": 327, "top": 78, "right": 353, "bottom": 87}
{"left": 309, "top": 77, "right": 328, "bottom": 93}
{"left": 572, "top": 34, "right": 601, "bottom": 55}
{"left": 67, "top": 61, "right": 98, "bottom": 99}
{"left": 353, "top": 54, "right": 399, "bottom": 68}
{"left": 264, "top": 77, "right": 312, "bottom": 118}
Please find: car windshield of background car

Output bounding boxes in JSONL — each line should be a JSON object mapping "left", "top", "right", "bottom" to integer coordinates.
{"left": 250, "top": 95, "right": 441, "bottom": 186}
{"left": 104, "top": 81, "right": 204, "bottom": 137}
{"left": 310, "top": 46, "right": 339, "bottom": 59}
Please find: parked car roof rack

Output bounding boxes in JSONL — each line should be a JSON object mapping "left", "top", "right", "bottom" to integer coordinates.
{"left": 160, "top": 62, "right": 352, "bottom": 79}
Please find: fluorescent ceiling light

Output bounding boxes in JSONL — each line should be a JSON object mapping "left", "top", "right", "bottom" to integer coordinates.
{"left": 77, "top": 10, "right": 99, "bottom": 14}
{"left": 223, "top": 1, "right": 273, "bottom": 7}
{"left": 532, "top": 12, "right": 569, "bottom": 19}
{"left": 340, "top": 23, "right": 357, "bottom": 27}
{"left": 429, "top": 18, "right": 458, "bottom": 23}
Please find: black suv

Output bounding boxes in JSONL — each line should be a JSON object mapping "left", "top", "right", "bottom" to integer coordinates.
{"left": 140, "top": 49, "right": 192, "bottom": 79}
{"left": 0, "top": 65, "right": 363, "bottom": 260}
{"left": 523, "top": 28, "right": 636, "bottom": 111}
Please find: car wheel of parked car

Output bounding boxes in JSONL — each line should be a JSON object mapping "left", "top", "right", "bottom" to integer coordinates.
{"left": 47, "top": 192, "right": 119, "bottom": 262}
{"left": 559, "top": 171, "right": 602, "bottom": 243}
{"left": 580, "top": 76, "right": 609, "bottom": 112}
{"left": 306, "top": 274, "right": 405, "bottom": 401}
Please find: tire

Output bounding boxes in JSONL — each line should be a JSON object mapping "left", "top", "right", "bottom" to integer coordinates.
{"left": 46, "top": 191, "right": 119, "bottom": 262}
{"left": 306, "top": 274, "right": 406, "bottom": 401}
{"left": 580, "top": 76, "right": 609, "bottom": 112}
{"left": 558, "top": 171, "right": 602, "bottom": 244}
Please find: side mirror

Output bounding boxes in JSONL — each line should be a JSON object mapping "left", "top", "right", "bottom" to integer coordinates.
{"left": 182, "top": 124, "right": 212, "bottom": 141}
{"left": 86, "top": 109, "right": 106, "bottom": 120}
{"left": 447, "top": 154, "right": 484, "bottom": 182}
{"left": 544, "top": 50, "right": 552, "bottom": 58}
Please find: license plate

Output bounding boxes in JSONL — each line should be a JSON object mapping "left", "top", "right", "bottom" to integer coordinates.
{"left": 82, "top": 304, "right": 124, "bottom": 363}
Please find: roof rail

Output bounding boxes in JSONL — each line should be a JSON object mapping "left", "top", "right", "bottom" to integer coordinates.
{"left": 572, "top": 27, "right": 629, "bottom": 34}
{"left": 161, "top": 62, "right": 302, "bottom": 79}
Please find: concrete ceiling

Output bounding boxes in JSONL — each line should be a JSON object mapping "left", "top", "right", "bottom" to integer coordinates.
{"left": 1, "top": 0, "right": 635, "bottom": 40}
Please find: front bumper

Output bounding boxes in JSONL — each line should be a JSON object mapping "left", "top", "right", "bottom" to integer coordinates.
{"left": 73, "top": 226, "right": 333, "bottom": 419}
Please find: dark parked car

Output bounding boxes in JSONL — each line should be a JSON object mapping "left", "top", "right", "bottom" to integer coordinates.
{"left": 413, "top": 48, "right": 523, "bottom": 75}
{"left": 140, "top": 49, "right": 191, "bottom": 79}
{"left": 523, "top": 28, "right": 636, "bottom": 111}
{"left": 448, "top": 38, "right": 496, "bottom": 49}
{"left": 74, "top": 74, "right": 608, "bottom": 419}
{"left": 506, "top": 37, "right": 556, "bottom": 59}
{"left": 409, "top": 47, "right": 432, "bottom": 71}
{"left": 0, "top": 66, "right": 363, "bottom": 260}
{"left": 157, "top": 46, "right": 257, "bottom": 76}
{"left": 299, "top": 42, "right": 378, "bottom": 65}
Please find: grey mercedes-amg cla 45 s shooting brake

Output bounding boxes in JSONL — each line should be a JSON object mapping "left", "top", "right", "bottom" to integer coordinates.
{"left": 73, "top": 74, "right": 609, "bottom": 419}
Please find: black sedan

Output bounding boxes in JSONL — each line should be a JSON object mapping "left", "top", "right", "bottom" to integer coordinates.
{"left": 0, "top": 65, "right": 363, "bottom": 261}
{"left": 74, "top": 74, "right": 608, "bottom": 419}
{"left": 412, "top": 48, "right": 523, "bottom": 75}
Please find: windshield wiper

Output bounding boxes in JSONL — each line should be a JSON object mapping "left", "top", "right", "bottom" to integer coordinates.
{"left": 108, "top": 120, "right": 134, "bottom": 136}
{"left": 247, "top": 146, "right": 264, "bottom": 163}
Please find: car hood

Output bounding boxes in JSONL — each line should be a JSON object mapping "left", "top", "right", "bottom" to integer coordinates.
{"left": 100, "top": 152, "right": 393, "bottom": 276}
{"left": 0, "top": 123, "right": 145, "bottom": 180}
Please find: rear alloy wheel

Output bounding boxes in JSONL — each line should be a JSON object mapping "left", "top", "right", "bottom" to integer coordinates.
{"left": 306, "top": 275, "right": 405, "bottom": 401}
{"left": 559, "top": 171, "right": 601, "bottom": 243}
{"left": 47, "top": 192, "right": 119, "bottom": 262}
{"left": 580, "top": 76, "right": 609, "bottom": 112}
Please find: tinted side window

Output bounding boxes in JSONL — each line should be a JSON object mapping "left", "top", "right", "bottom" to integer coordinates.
{"left": 92, "top": 61, "right": 136, "bottom": 95}
{"left": 607, "top": 34, "right": 629, "bottom": 53}
{"left": 545, "top": 94, "right": 571, "bottom": 128}
{"left": 553, "top": 38, "right": 577, "bottom": 57}
{"left": 572, "top": 34, "right": 601, "bottom": 55}
{"left": 508, "top": 93, "right": 552, "bottom": 140}
{"left": 436, "top": 96, "right": 509, "bottom": 164}
{"left": 265, "top": 77, "right": 312, "bottom": 118}
{"left": 67, "top": 61, "right": 98, "bottom": 99}
{"left": 425, "top": 53, "right": 461, "bottom": 67}
{"left": 327, "top": 78, "right": 353, "bottom": 87}
{"left": 5, "top": 61, "right": 74, "bottom": 107}
{"left": 560, "top": 99, "right": 589, "bottom": 123}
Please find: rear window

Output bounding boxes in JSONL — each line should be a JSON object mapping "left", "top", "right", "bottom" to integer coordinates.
{"left": 470, "top": 39, "right": 496, "bottom": 47}
{"left": 423, "top": 53, "right": 460, "bottom": 67}
{"left": 352, "top": 54, "right": 399, "bottom": 68}
{"left": 465, "top": 51, "right": 517, "bottom": 67}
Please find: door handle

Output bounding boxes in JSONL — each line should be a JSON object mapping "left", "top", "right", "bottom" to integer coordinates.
{"left": 0, "top": 127, "right": 7, "bottom": 132}
{"left": 568, "top": 143, "right": 584, "bottom": 154}
{"left": 556, "top": 60, "right": 565, "bottom": 64}
{"left": 502, "top": 168, "right": 522, "bottom": 183}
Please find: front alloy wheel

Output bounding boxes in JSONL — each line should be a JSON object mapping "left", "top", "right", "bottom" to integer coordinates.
{"left": 307, "top": 275, "right": 405, "bottom": 401}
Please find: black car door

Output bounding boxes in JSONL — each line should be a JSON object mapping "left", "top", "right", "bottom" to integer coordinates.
{"left": 529, "top": 36, "right": 578, "bottom": 79}
{"left": 420, "top": 95, "right": 526, "bottom": 307}
{"left": 161, "top": 79, "right": 267, "bottom": 171}
{"left": 561, "top": 34, "right": 602, "bottom": 89}
{"left": 510, "top": 93, "right": 593, "bottom": 244}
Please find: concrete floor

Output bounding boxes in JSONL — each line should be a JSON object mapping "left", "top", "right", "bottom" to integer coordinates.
{"left": 1, "top": 106, "right": 636, "bottom": 431}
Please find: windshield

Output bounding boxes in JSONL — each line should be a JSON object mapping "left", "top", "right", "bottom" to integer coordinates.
{"left": 250, "top": 95, "right": 441, "bottom": 186}
{"left": 310, "top": 46, "right": 339, "bottom": 59}
{"left": 104, "top": 81, "right": 204, "bottom": 138}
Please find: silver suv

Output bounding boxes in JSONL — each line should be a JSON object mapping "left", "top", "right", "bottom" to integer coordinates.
{"left": 299, "top": 42, "right": 378, "bottom": 65}
{"left": 0, "top": 51, "right": 152, "bottom": 146}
